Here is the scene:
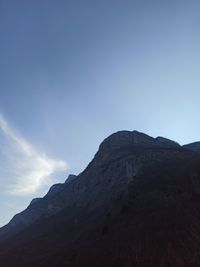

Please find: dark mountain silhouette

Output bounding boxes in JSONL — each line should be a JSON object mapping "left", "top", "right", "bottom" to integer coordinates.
{"left": 183, "top": 142, "right": 200, "bottom": 154}
{"left": 1, "top": 130, "right": 200, "bottom": 267}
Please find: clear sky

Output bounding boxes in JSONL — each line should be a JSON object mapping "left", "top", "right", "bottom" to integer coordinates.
{"left": 0, "top": 0, "right": 200, "bottom": 226}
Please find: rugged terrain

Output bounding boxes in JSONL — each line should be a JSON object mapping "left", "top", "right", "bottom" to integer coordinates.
{"left": 0, "top": 130, "right": 200, "bottom": 267}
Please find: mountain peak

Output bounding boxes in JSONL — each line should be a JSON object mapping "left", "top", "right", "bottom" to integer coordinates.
{"left": 183, "top": 142, "right": 200, "bottom": 154}
{"left": 99, "top": 130, "right": 156, "bottom": 152}
{"left": 155, "top": 136, "right": 180, "bottom": 148}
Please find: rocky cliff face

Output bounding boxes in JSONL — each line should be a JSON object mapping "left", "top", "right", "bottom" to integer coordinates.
{"left": 0, "top": 130, "right": 200, "bottom": 267}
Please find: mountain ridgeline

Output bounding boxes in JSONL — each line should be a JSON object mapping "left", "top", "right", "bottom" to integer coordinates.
{"left": 1, "top": 130, "right": 200, "bottom": 267}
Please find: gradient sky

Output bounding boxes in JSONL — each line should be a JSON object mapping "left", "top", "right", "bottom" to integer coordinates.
{"left": 0, "top": 0, "right": 200, "bottom": 226}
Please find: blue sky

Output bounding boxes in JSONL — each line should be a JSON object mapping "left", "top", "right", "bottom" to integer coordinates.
{"left": 0, "top": 0, "right": 200, "bottom": 226}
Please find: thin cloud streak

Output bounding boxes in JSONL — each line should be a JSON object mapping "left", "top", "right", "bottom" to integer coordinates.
{"left": 0, "top": 114, "right": 68, "bottom": 196}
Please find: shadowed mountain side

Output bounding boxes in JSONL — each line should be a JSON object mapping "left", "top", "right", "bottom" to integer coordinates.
{"left": 0, "top": 130, "right": 200, "bottom": 267}
{"left": 183, "top": 142, "right": 200, "bottom": 154}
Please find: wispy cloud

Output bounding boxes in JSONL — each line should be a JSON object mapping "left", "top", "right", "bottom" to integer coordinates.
{"left": 0, "top": 114, "right": 68, "bottom": 196}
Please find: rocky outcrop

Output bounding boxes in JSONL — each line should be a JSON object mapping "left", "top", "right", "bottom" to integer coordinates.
{"left": 29, "top": 198, "right": 42, "bottom": 206}
{"left": 155, "top": 136, "right": 180, "bottom": 147}
{"left": 65, "top": 174, "right": 77, "bottom": 183}
{"left": 99, "top": 130, "right": 156, "bottom": 152}
{"left": 47, "top": 183, "right": 64, "bottom": 196}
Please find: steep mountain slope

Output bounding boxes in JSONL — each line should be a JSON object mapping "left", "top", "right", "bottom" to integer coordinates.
{"left": 0, "top": 130, "right": 200, "bottom": 267}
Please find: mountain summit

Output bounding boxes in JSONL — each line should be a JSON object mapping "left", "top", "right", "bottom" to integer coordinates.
{"left": 0, "top": 130, "right": 200, "bottom": 267}
{"left": 99, "top": 130, "right": 180, "bottom": 151}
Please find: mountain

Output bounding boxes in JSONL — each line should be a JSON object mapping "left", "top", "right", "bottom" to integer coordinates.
{"left": 0, "top": 130, "right": 200, "bottom": 267}
{"left": 183, "top": 142, "right": 200, "bottom": 154}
